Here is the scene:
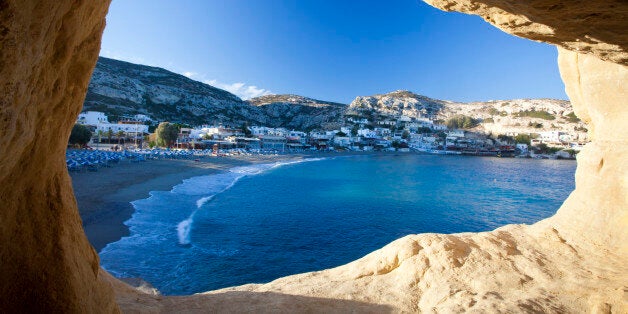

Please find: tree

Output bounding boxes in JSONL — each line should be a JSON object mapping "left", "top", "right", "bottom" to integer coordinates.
{"left": 514, "top": 134, "right": 532, "bottom": 145}
{"left": 116, "top": 130, "right": 125, "bottom": 145}
{"left": 497, "top": 134, "right": 514, "bottom": 143}
{"left": 445, "top": 115, "right": 478, "bottom": 129}
{"left": 106, "top": 129, "right": 114, "bottom": 143}
{"left": 336, "top": 131, "right": 347, "bottom": 137}
{"left": 155, "top": 122, "right": 179, "bottom": 147}
{"left": 241, "top": 122, "right": 252, "bottom": 137}
{"left": 69, "top": 124, "right": 92, "bottom": 146}
{"left": 401, "top": 130, "right": 410, "bottom": 140}
{"left": 351, "top": 125, "right": 359, "bottom": 137}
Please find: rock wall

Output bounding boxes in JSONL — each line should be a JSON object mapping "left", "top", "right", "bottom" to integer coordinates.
{"left": 113, "top": 2, "right": 628, "bottom": 312}
{"left": 424, "top": 0, "right": 628, "bottom": 65}
{"left": 0, "top": 1, "right": 118, "bottom": 312}
{"left": 0, "top": 0, "right": 626, "bottom": 313}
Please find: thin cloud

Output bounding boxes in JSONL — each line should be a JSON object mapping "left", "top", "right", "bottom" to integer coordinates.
{"left": 179, "top": 70, "right": 274, "bottom": 100}
{"left": 205, "top": 79, "right": 273, "bottom": 100}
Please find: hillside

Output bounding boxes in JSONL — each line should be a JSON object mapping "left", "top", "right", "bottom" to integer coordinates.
{"left": 84, "top": 57, "right": 268, "bottom": 126}
{"left": 84, "top": 58, "right": 586, "bottom": 139}
{"left": 247, "top": 94, "right": 346, "bottom": 130}
{"left": 347, "top": 90, "right": 587, "bottom": 140}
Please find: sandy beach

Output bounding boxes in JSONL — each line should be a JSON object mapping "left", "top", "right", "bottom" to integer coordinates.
{"left": 71, "top": 154, "right": 303, "bottom": 252}
{"left": 70, "top": 150, "right": 396, "bottom": 252}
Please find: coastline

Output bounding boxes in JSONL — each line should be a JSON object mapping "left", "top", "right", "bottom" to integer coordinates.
{"left": 71, "top": 149, "right": 504, "bottom": 252}
{"left": 71, "top": 155, "right": 302, "bottom": 252}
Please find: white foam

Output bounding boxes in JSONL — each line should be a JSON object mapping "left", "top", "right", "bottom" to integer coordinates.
{"left": 177, "top": 217, "right": 193, "bottom": 245}
{"left": 176, "top": 158, "right": 327, "bottom": 245}
{"left": 196, "top": 196, "right": 214, "bottom": 208}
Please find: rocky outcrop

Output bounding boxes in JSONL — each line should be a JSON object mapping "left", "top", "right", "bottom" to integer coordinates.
{"left": 424, "top": 0, "right": 628, "bottom": 66}
{"left": 0, "top": 1, "right": 118, "bottom": 312}
{"left": 86, "top": 57, "right": 269, "bottom": 126}
{"left": 248, "top": 94, "right": 347, "bottom": 130}
{"left": 0, "top": 0, "right": 626, "bottom": 313}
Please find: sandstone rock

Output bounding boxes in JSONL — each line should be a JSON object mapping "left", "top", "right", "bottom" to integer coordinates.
{"left": 0, "top": 1, "right": 118, "bottom": 312}
{"left": 423, "top": 0, "right": 628, "bottom": 66}
{"left": 1, "top": 0, "right": 626, "bottom": 313}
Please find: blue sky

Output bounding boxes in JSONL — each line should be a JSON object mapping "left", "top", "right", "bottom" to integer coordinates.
{"left": 101, "top": 0, "right": 567, "bottom": 103}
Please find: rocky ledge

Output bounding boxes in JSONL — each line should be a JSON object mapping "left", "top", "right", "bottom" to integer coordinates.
{"left": 0, "top": 0, "right": 626, "bottom": 312}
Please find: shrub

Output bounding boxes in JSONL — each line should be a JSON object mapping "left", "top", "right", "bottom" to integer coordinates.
{"left": 565, "top": 112, "right": 581, "bottom": 123}
{"left": 516, "top": 109, "right": 555, "bottom": 120}
{"left": 445, "top": 115, "right": 479, "bottom": 129}
{"left": 69, "top": 124, "right": 92, "bottom": 146}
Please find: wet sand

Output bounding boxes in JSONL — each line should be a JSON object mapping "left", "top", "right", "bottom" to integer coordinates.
{"left": 71, "top": 155, "right": 300, "bottom": 252}
{"left": 71, "top": 150, "right": 390, "bottom": 252}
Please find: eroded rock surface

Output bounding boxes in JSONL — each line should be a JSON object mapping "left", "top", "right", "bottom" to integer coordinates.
{"left": 424, "top": 0, "right": 628, "bottom": 66}
{"left": 110, "top": 1, "right": 627, "bottom": 313}
{"left": 0, "top": 1, "right": 118, "bottom": 312}
{"left": 0, "top": 0, "right": 626, "bottom": 313}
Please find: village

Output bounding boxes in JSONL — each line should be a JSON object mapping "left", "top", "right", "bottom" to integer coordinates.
{"left": 75, "top": 110, "right": 587, "bottom": 160}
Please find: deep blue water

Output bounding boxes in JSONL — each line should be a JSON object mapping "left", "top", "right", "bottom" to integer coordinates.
{"left": 99, "top": 154, "right": 576, "bottom": 295}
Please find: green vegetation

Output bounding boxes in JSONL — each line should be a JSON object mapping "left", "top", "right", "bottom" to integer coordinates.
{"left": 565, "top": 112, "right": 580, "bottom": 123}
{"left": 445, "top": 115, "right": 479, "bottom": 129}
{"left": 416, "top": 127, "right": 432, "bottom": 134}
{"left": 514, "top": 134, "right": 534, "bottom": 145}
{"left": 483, "top": 117, "right": 494, "bottom": 123}
{"left": 336, "top": 131, "right": 348, "bottom": 137}
{"left": 528, "top": 121, "right": 544, "bottom": 129}
{"left": 497, "top": 134, "right": 514, "bottom": 143}
{"left": 69, "top": 124, "right": 92, "bottom": 146}
{"left": 515, "top": 109, "right": 555, "bottom": 120}
{"left": 401, "top": 130, "right": 410, "bottom": 139}
{"left": 155, "top": 122, "right": 179, "bottom": 147}
{"left": 534, "top": 143, "right": 562, "bottom": 154}
{"left": 241, "top": 122, "right": 252, "bottom": 137}
{"left": 351, "top": 125, "right": 359, "bottom": 137}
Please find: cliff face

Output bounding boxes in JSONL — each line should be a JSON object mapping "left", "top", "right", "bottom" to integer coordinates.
{"left": 248, "top": 94, "right": 347, "bottom": 130}
{"left": 0, "top": 1, "right": 118, "bottom": 312}
{"left": 86, "top": 57, "right": 269, "bottom": 126}
{"left": 0, "top": 0, "right": 626, "bottom": 313}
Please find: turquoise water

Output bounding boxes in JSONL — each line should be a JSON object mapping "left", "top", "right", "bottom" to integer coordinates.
{"left": 99, "top": 154, "right": 576, "bottom": 295}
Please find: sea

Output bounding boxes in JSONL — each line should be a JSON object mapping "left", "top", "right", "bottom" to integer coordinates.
{"left": 99, "top": 154, "right": 576, "bottom": 295}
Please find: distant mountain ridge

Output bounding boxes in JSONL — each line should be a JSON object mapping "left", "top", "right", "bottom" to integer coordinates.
{"left": 83, "top": 57, "right": 346, "bottom": 130}
{"left": 247, "top": 94, "right": 346, "bottom": 130}
{"left": 84, "top": 57, "right": 584, "bottom": 137}
{"left": 84, "top": 57, "right": 268, "bottom": 126}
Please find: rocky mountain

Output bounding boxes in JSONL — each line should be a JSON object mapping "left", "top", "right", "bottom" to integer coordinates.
{"left": 83, "top": 58, "right": 347, "bottom": 130}
{"left": 347, "top": 90, "right": 587, "bottom": 140}
{"left": 84, "top": 57, "right": 268, "bottom": 126}
{"left": 346, "top": 90, "right": 446, "bottom": 119}
{"left": 247, "top": 94, "right": 346, "bottom": 130}
{"left": 84, "top": 58, "right": 585, "bottom": 139}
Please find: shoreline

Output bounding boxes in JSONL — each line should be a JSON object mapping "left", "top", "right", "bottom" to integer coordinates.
{"left": 71, "top": 150, "right": 570, "bottom": 253}
{"left": 71, "top": 154, "right": 303, "bottom": 252}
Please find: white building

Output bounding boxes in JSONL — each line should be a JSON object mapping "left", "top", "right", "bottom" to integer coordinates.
{"left": 357, "top": 129, "right": 376, "bottom": 138}
{"left": 516, "top": 143, "right": 529, "bottom": 153}
{"left": 333, "top": 136, "right": 352, "bottom": 147}
{"left": 95, "top": 122, "right": 148, "bottom": 135}
{"left": 446, "top": 130, "right": 465, "bottom": 138}
{"left": 78, "top": 111, "right": 148, "bottom": 135}
{"left": 133, "top": 114, "right": 153, "bottom": 122}
{"left": 432, "top": 124, "right": 448, "bottom": 131}
{"left": 77, "top": 111, "right": 109, "bottom": 125}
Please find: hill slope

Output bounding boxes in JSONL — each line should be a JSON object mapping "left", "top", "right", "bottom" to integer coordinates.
{"left": 84, "top": 57, "right": 268, "bottom": 125}
{"left": 247, "top": 94, "right": 346, "bottom": 130}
